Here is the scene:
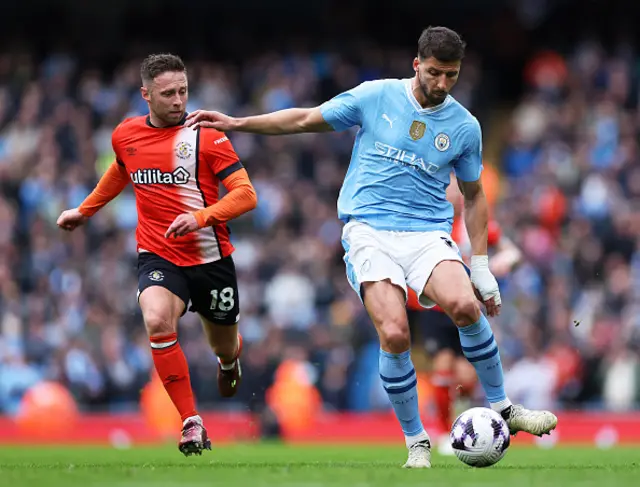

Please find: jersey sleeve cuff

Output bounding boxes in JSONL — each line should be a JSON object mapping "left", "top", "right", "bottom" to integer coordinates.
{"left": 77, "top": 206, "right": 94, "bottom": 217}
{"left": 453, "top": 165, "right": 483, "bottom": 182}
{"left": 193, "top": 210, "right": 207, "bottom": 228}
{"left": 319, "top": 103, "right": 349, "bottom": 132}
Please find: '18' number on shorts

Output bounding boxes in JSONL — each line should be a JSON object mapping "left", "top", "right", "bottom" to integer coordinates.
{"left": 210, "top": 287, "right": 235, "bottom": 311}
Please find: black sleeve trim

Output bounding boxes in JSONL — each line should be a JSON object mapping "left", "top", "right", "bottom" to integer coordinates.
{"left": 216, "top": 160, "right": 244, "bottom": 180}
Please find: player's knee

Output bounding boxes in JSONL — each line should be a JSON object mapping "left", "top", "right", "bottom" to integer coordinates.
{"left": 144, "top": 313, "right": 177, "bottom": 337}
{"left": 378, "top": 318, "right": 411, "bottom": 354}
{"left": 449, "top": 297, "right": 481, "bottom": 327}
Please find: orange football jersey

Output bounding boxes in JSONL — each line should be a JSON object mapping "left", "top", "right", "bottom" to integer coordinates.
{"left": 113, "top": 115, "right": 241, "bottom": 266}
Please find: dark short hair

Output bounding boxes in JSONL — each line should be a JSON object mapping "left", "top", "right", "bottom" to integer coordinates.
{"left": 418, "top": 26, "right": 466, "bottom": 62}
{"left": 140, "top": 53, "right": 186, "bottom": 85}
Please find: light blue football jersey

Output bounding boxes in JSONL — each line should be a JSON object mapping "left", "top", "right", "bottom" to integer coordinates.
{"left": 320, "top": 78, "right": 483, "bottom": 233}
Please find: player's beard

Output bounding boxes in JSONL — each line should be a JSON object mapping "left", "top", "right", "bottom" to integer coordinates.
{"left": 148, "top": 95, "right": 186, "bottom": 127}
{"left": 151, "top": 107, "right": 185, "bottom": 127}
{"left": 166, "top": 109, "right": 186, "bottom": 124}
{"left": 418, "top": 72, "right": 448, "bottom": 107}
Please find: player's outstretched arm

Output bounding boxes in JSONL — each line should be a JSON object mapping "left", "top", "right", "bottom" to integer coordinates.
{"left": 185, "top": 107, "right": 334, "bottom": 135}
{"left": 458, "top": 179, "right": 501, "bottom": 317}
{"left": 57, "top": 161, "right": 129, "bottom": 231}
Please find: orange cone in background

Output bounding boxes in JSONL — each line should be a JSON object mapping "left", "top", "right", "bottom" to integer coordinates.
{"left": 16, "top": 381, "right": 78, "bottom": 438}
{"left": 140, "top": 370, "right": 181, "bottom": 438}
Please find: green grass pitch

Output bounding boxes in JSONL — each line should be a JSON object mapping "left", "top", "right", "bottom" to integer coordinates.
{"left": 0, "top": 443, "right": 638, "bottom": 486}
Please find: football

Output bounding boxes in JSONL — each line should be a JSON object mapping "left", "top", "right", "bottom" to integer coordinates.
{"left": 450, "top": 407, "right": 511, "bottom": 467}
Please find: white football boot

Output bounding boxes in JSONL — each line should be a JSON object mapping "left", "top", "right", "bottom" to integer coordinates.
{"left": 402, "top": 439, "right": 432, "bottom": 468}
{"left": 503, "top": 404, "right": 558, "bottom": 436}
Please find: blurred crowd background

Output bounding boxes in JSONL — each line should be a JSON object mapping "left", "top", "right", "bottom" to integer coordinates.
{"left": 2, "top": 0, "right": 640, "bottom": 419}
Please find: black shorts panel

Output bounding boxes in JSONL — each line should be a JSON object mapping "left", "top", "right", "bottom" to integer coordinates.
{"left": 415, "top": 309, "right": 463, "bottom": 356}
{"left": 183, "top": 255, "right": 240, "bottom": 325}
{"left": 137, "top": 252, "right": 190, "bottom": 314}
{"left": 137, "top": 253, "right": 240, "bottom": 325}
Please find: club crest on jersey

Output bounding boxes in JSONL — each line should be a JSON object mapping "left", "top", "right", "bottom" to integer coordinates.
{"left": 148, "top": 270, "right": 164, "bottom": 282}
{"left": 409, "top": 120, "right": 426, "bottom": 141}
{"left": 175, "top": 141, "right": 194, "bottom": 160}
{"left": 435, "top": 133, "right": 450, "bottom": 151}
{"left": 130, "top": 167, "right": 190, "bottom": 185}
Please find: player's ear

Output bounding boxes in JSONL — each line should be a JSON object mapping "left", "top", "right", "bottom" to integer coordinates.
{"left": 413, "top": 57, "right": 420, "bottom": 73}
{"left": 140, "top": 85, "right": 151, "bottom": 102}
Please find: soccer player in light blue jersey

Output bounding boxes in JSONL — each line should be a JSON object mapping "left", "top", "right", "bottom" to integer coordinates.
{"left": 186, "top": 26, "right": 557, "bottom": 468}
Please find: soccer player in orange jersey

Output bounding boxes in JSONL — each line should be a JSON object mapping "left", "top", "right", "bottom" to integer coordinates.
{"left": 407, "top": 174, "right": 522, "bottom": 455}
{"left": 56, "top": 54, "right": 257, "bottom": 456}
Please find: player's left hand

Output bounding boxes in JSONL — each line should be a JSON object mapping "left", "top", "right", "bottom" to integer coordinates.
{"left": 470, "top": 255, "right": 502, "bottom": 317}
{"left": 165, "top": 213, "right": 200, "bottom": 238}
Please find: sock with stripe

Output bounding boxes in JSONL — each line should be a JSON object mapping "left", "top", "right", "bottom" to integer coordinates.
{"left": 457, "top": 315, "right": 512, "bottom": 412}
{"left": 150, "top": 332, "right": 198, "bottom": 422}
{"left": 379, "top": 349, "right": 429, "bottom": 448}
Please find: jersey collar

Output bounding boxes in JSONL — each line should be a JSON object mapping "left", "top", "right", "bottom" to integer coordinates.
{"left": 404, "top": 79, "right": 452, "bottom": 114}
{"left": 145, "top": 112, "right": 188, "bottom": 128}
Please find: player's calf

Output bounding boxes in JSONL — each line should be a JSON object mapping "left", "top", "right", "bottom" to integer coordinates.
{"left": 203, "top": 325, "right": 239, "bottom": 362}
{"left": 149, "top": 333, "right": 199, "bottom": 421}
{"left": 423, "top": 263, "right": 513, "bottom": 418}
{"left": 363, "top": 281, "right": 430, "bottom": 464}
{"left": 140, "top": 287, "right": 202, "bottom": 450}
{"left": 201, "top": 319, "right": 243, "bottom": 398}
{"left": 456, "top": 314, "right": 513, "bottom": 414}
{"left": 217, "top": 334, "right": 242, "bottom": 398}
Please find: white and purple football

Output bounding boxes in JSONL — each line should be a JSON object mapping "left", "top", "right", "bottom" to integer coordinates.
{"left": 450, "top": 407, "right": 511, "bottom": 467}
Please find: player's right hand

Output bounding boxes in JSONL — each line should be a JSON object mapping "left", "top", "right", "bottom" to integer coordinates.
{"left": 470, "top": 255, "right": 502, "bottom": 317}
{"left": 57, "top": 208, "right": 89, "bottom": 231}
{"left": 185, "top": 110, "right": 238, "bottom": 131}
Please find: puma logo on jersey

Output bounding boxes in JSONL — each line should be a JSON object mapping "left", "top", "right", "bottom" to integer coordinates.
{"left": 130, "top": 167, "right": 190, "bottom": 185}
{"left": 381, "top": 114, "right": 395, "bottom": 128}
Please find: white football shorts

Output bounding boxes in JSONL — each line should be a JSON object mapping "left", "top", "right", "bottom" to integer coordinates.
{"left": 341, "top": 219, "right": 465, "bottom": 308}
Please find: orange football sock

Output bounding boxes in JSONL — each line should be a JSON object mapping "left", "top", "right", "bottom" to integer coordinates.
{"left": 150, "top": 332, "right": 198, "bottom": 422}
{"left": 432, "top": 372, "right": 453, "bottom": 434}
